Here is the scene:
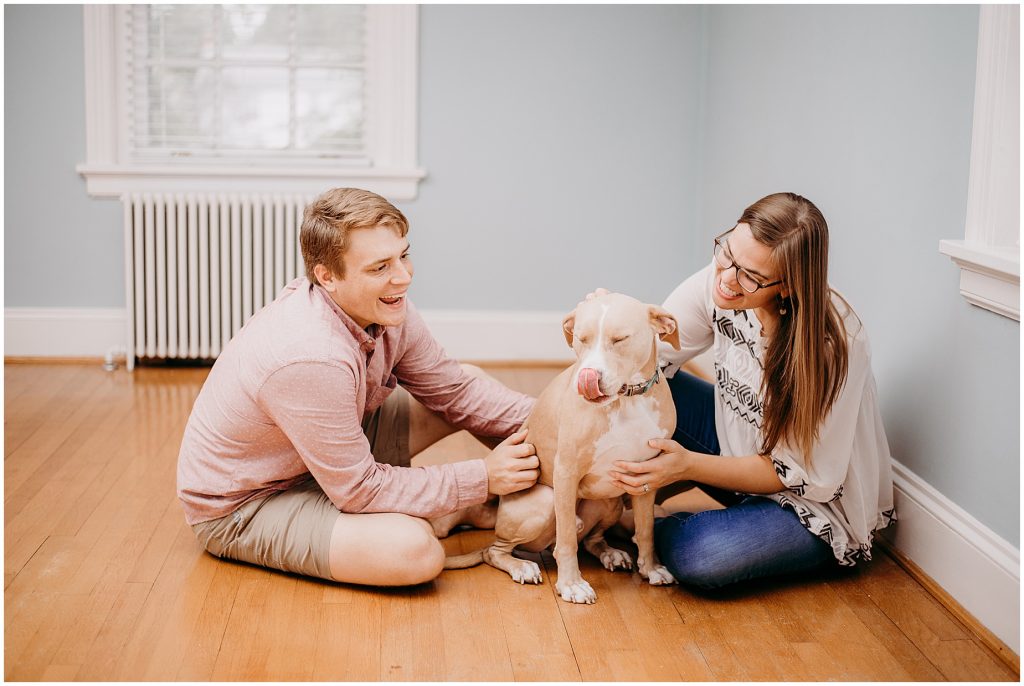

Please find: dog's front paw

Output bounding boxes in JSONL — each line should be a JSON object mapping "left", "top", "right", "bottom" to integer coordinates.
{"left": 509, "top": 559, "right": 543, "bottom": 585}
{"left": 644, "top": 564, "right": 676, "bottom": 586}
{"left": 556, "top": 577, "right": 597, "bottom": 604}
{"left": 600, "top": 548, "right": 633, "bottom": 572}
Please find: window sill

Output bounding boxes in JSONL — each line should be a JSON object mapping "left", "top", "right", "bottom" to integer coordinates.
{"left": 76, "top": 163, "right": 426, "bottom": 200}
{"left": 939, "top": 240, "right": 1020, "bottom": 321}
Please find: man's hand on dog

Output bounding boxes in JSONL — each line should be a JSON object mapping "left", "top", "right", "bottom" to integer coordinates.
{"left": 485, "top": 429, "right": 540, "bottom": 495}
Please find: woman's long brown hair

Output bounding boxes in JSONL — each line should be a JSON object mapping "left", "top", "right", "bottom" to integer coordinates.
{"left": 740, "top": 193, "right": 849, "bottom": 465}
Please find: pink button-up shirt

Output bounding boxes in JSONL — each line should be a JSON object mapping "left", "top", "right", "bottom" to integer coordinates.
{"left": 176, "top": 278, "right": 534, "bottom": 525}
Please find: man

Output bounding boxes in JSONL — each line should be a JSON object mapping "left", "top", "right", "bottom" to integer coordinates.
{"left": 177, "top": 187, "right": 539, "bottom": 586}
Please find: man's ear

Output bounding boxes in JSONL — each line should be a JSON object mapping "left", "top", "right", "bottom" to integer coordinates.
{"left": 313, "top": 263, "right": 338, "bottom": 292}
{"left": 649, "top": 305, "right": 680, "bottom": 350}
{"left": 562, "top": 310, "right": 577, "bottom": 348}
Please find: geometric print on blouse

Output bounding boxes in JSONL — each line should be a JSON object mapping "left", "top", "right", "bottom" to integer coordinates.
{"left": 775, "top": 492, "right": 870, "bottom": 567}
{"left": 775, "top": 488, "right": 898, "bottom": 567}
{"left": 713, "top": 309, "right": 760, "bottom": 363}
{"left": 771, "top": 458, "right": 844, "bottom": 502}
{"left": 771, "top": 458, "right": 808, "bottom": 495}
{"left": 717, "top": 363, "right": 763, "bottom": 430}
{"left": 714, "top": 308, "right": 765, "bottom": 432}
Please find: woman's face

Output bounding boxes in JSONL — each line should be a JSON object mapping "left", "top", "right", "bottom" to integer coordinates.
{"left": 711, "top": 222, "right": 787, "bottom": 311}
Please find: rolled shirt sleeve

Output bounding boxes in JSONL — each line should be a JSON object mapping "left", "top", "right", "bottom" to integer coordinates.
{"left": 258, "top": 360, "right": 490, "bottom": 519}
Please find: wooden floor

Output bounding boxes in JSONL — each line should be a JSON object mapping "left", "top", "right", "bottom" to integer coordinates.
{"left": 4, "top": 362, "right": 1017, "bottom": 681}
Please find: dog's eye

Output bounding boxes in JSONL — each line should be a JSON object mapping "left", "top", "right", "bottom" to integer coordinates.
{"left": 577, "top": 336, "right": 589, "bottom": 345}
{"left": 611, "top": 335, "right": 630, "bottom": 345}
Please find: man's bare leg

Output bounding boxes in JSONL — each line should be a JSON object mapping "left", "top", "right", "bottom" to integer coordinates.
{"left": 328, "top": 512, "right": 446, "bottom": 586}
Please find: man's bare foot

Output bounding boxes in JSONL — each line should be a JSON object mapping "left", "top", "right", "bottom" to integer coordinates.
{"left": 430, "top": 499, "right": 498, "bottom": 538}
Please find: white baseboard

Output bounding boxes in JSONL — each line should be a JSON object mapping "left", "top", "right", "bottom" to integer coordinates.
{"left": 4, "top": 307, "right": 127, "bottom": 358}
{"left": 880, "top": 459, "right": 1020, "bottom": 653}
{"left": 5, "top": 308, "right": 1019, "bottom": 653}
{"left": 2, "top": 307, "right": 573, "bottom": 362}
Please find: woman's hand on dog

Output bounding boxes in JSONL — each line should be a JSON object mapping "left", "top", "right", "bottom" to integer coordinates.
{"left": 610, "top": 438, "right": 691, "bottom": 495}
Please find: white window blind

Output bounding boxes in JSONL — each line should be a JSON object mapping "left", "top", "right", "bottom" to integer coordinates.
{"left": 129, "top": 5, "right": 368, "bottom": 165}
{"left": 78, "top": 5, "right": 424, "bottom": 198}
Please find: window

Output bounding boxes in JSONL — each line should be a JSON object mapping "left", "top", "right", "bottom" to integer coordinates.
{"left": 939, "top": 4, "right": 1019, "bottom": 321}
{"left": 78, "top": 4, "right": 423, "bottom": 198}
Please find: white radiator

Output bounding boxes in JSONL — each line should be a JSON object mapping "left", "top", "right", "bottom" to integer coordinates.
{"left": 122, "top": 193, "right": 312, "bottom": 368}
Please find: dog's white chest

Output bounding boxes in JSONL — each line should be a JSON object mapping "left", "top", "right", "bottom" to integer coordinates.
{"left": 578, "top": 396, "right": 667, "bottom": 499}
{"left": 595, "top": 396, "right": 664, "bottom": 460}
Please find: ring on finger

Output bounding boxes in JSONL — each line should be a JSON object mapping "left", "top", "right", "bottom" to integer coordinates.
{"left": 642, "top": 483, "right": 650, "bottom": 494}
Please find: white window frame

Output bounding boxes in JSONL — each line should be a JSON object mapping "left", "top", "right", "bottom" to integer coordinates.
{"left": 77, "top": 5, "right": 424, "bottom": 199}
{"left": 939, "top": 5, "right": 1019, "bottom": 321}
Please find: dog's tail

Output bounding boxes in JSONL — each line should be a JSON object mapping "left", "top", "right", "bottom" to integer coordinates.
{"left": 443, "top": 549, "right": 486, "bottom": 570}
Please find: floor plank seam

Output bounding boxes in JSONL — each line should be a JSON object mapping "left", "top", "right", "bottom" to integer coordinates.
{"left": 4, "top": 534, "right": 49, "bottom": 590}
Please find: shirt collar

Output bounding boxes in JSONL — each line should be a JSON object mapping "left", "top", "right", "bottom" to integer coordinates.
{"left": 311, "top": 281, "right": 386, "bottom": 352}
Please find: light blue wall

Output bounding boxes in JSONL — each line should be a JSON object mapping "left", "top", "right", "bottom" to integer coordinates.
{"left": 405, "top": 4, "right": 705, "bottom": 311}
{"left": 4, "top": 5, "right": 1017, "bottom": 543}
{"left": 697, "top": 4, "right": 1018, "bottom": 545}
{"left": 4, "top": 5, "right": 124, "bottom": 307}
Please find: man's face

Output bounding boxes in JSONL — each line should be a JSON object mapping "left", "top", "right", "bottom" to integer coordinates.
{"left": 321, "top": 225, "right": 413, "bottom": 329}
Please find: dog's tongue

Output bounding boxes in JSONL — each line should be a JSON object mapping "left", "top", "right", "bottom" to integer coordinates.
{"left": 577, "top": 368, "right": 604, "bottom": 401}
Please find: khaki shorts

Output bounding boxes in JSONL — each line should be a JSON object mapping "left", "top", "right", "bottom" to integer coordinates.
{"left": 191, "top": 386, "right": 412, "bottom": 581}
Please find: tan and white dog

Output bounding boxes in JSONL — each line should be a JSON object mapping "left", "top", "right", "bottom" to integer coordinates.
{"left": 444, "top": 292, "right": 680, "bottom": 604}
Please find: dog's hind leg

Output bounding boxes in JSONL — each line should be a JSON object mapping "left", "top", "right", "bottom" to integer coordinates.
{"left": 482, "top": 485, "right": 555, "bottom": 584}
{"left": 579, "top": 498, "right": 634, "bottom": 572}
{"left": 483, "top": 541, "right": 543, "bottom": 584}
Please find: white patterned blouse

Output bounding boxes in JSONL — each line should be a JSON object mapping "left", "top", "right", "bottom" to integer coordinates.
{"left": 659, "top": 261, "right": 896, "bottom": 566}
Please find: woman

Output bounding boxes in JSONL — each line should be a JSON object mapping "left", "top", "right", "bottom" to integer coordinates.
{"left": 610, "top": 192, "right": 895, "bottom": 589}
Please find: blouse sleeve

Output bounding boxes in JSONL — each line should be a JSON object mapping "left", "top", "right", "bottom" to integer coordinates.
{"left": 769, "top": 323, "right": 872, "bottom": 503}
{"left": 659, "top": 261, "right": 716, "bottom": 375}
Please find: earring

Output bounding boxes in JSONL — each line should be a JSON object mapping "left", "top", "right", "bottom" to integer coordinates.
{"left": 779, "top": 296, "right": 788, "bottom": 316}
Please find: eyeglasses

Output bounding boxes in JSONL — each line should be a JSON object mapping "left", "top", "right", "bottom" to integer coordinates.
{"left": 713, "top": 231, "right": 784, "bottom": 294}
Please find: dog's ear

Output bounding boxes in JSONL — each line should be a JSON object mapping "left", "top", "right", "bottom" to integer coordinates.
{"left": 649, "top": 305, "right": 680, "bottom": 350}
{"left": 561, "top": 310, "right": 577, "bottom": 348}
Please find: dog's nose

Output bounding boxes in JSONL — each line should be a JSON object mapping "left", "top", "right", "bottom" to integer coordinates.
{"left": 577, "top": 367, "right": 604, "bottom": 400}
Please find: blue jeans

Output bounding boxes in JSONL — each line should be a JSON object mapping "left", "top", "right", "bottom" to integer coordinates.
{"left": 653, "top": 371, "right": 834, "bottom": 589}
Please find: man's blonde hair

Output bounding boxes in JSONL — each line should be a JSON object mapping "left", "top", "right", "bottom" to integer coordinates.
{"left": 300, "top": 188, "right": 409, "bottom": 284}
